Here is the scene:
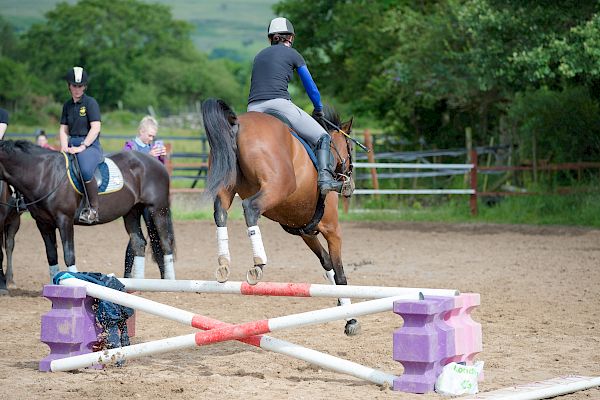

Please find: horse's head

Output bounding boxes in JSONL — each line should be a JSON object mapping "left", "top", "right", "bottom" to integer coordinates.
{"left": 323, "top": 106, "right": 355, "bottom": 197}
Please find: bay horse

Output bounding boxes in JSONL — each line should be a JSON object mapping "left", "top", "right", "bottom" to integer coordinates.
{"left": 201, "top": 98, "right": 359, "bottom": 335}
{"left": 0, "top": 181, "right": 21, "bottom": 294}
{"left": 0, "top": 140, "right": 175, "bottom": 282}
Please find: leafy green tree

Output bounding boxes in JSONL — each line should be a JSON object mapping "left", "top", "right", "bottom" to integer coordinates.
{"left": 20, "top": 0, "right": 245, "bottom": 110}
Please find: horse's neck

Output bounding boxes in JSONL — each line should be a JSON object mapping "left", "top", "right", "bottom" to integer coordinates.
{"left": 1, "top": 152, "right": 61, "bottom": 196}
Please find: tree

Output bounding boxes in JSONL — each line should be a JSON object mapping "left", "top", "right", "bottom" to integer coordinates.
{"left": 20, "top": 0, "right": 245, "bottom": 110}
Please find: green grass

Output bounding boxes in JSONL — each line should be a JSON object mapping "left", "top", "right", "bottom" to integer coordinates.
{"left": 338, "top": 190, "right": 600, "bottom": 228}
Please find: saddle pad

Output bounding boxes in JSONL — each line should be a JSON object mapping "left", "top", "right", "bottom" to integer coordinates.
{"left": 290, "top": 131, "right": 317, "bottom": 169}
{"left": 63, "top": 152, "right": 124, "bottom": 195}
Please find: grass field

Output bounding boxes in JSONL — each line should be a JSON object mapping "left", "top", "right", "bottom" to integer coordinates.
{"left": 1, "top": 0, "right": 277, "bottom": 61}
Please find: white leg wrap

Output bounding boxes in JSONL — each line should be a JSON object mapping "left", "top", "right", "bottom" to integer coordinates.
{"left": 325, "top": 269, "right": 352, "bottom": 311}
{"left": 216, "top": 227, "right": 231, "bottom": 262}
{"left": 131, "top": 256, "right": 145, "bottom": 279}
{"left": 325, "top": 269, "right": 336, "bottom": 284}
{"left": 49, "top": 265, "right": 60, "bottom": 280}
{"left": 163, "top": 254, "right": 175, "bottom": 280}
{"left": 67, "top": 265, "right": 78, "bottom": 273}
{"left": 248, "top": 225, "right": 267, "bottom": 265}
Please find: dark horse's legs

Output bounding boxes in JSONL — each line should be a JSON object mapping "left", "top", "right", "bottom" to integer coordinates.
{"left": 36, "top": 220, "right": 60, "bottom": 279}
{"left": 3, "top": 212, "right": 20, "bottom": 290}
{"left": 146, "top": 206, "right": 175, "bottom": 279}
{"left": 123, "top": 207, "right": 149, "bottom": 278}
{"left": 124, "top": 207, "right": 166, "bottom": 279}
{"left": 57, "top": 215, "right": 76, "bottom": 270}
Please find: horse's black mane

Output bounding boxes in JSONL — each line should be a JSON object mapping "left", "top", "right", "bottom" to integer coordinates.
{"left": 0, "top": 139, "right": 54, "bottom": 155}
{"left": 323, "top": 105, "right": 341, "bottom": 129}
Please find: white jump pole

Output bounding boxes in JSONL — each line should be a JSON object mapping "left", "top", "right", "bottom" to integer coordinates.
{"left": 119, "top": 278, "right": 458, "bottom": 298}
{"left": 54, "top": 278, "right": 399, "bottom": 385}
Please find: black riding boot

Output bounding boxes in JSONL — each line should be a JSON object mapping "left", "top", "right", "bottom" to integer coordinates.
{"left": 316, "top": 135, "right": 343, "bottom": 195}
{"left": 80, "top": 180, "right": 99, "bottom": 224}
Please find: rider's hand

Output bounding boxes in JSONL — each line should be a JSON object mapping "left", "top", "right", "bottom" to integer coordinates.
{"left": 312, "top": 109, "right": 326, "bottom": 129}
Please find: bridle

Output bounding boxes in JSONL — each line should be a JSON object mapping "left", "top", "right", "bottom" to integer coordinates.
{"left": 329, "top": 129, "right": 355, "bottom": 197}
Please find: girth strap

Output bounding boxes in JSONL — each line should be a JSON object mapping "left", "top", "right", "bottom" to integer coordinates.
{"left": 279, "top": 192, "right": 326, "bottom": 236}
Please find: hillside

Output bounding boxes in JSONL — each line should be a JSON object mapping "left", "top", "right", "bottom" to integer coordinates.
{"left": 1, "top": 0, "right": 278, "bottom": 61}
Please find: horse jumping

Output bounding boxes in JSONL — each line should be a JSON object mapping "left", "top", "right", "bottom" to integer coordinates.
{"left": 201, "top": 98, "right": 359, "bottom": 335}
{"left": 0, "top": 140, "right": 175, "bottom": 281}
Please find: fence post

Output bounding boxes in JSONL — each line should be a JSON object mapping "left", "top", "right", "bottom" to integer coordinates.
{"left": 364, "top": 130, "right": 379, "bottom": 194}
{"left": 165, "top": 143, "right": 173, "bottom": 177}
{"left": 470, "top": 149, "right": 478, "bottom": 216}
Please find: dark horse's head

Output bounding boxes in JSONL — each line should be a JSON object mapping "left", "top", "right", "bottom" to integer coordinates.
{"left": 323, "top": 106, "right": 354, "bottom": 197}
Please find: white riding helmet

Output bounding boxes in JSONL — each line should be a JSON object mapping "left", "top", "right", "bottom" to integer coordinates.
{"left": 268, "top": 17, "right": 294, "bottom": 36}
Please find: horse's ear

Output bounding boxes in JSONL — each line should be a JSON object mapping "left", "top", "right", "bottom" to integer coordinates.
{"left": 341, "top": 117, "right": 354, "bottom": 133}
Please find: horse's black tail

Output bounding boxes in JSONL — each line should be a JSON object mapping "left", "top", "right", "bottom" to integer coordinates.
{"left": 201, "top": 98, "right": 239, "bottom": 200}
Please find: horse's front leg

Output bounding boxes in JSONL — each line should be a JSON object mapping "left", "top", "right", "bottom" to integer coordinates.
{"left": 4, "top": 212, "right": 21, "bottom": 290}
{"left": 56, "top": 215, "right": 77, "bottom": 273}
{"left": 319, "top": 200, "right": 361, "bottom": 336}
{"left": 214, "top": 190, "right": 235, "bottom": 283}
{"left": 36, "top": 220, "right": 61, "bottom": 280}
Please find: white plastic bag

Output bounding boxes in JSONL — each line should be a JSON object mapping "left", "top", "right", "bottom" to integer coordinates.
{"left": 435, "top": 361, "right": 484, "bottom": 396}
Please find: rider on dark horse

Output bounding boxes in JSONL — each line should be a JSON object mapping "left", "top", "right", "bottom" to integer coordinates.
{"left": 247, "top": 17, "right": 342, "bottom": 196}
{"left": 59, "top": 67, "right": 103, "bottom": 224}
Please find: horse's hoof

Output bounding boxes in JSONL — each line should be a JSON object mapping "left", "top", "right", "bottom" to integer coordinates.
{"left": 0, "top": 288, "right": 8, "bottom": 296}
{"left": 246, "top": 265, "right": 264, "bottom": 286}
{"left": 7, "top": 282, "right": 17, "bottom": 290}
{"left": 215, "top": 265, "right": 230, "bottom": 283}
{"left": 344, "top": 319, "right": 361, "bottom": 336}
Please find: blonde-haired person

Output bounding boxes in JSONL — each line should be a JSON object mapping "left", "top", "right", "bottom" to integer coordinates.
{"left": 123, "top": 115, "right": 166, "bottom": 162}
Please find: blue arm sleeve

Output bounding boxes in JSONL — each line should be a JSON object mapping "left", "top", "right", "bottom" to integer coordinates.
{"left": 297, "top": 65, "right": 323, "bottom": 111}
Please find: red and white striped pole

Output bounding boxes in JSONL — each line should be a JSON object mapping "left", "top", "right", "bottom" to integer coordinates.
{"left": 119, "top": 278, "right": 458, "bottom": 298}
{"left": 53, "top": 278, "right": 400, "bottom": 385}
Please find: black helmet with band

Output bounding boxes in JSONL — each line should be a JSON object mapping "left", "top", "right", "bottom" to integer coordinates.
{"left": 65, "top": 66, "right": 88, "bottom": 86}
{"left": 268, "top": 17, "right": 294, "bottom": 36}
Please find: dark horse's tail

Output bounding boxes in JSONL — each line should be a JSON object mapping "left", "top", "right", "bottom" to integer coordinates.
{"left": 201, "top": 98, "right": 239, "bottom": 200}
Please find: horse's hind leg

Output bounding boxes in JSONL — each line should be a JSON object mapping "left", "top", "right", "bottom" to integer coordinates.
{"left": 146, "top": 207, "right": 175, "bottom": 279}
{"left": 214, "top": 190, "right": 235, "bottom": 283}
{"left": 4, "top": 211, "right": 20, "bottom": 290}
{"left": 144, "top": 208, "right": 166, "bottom": 279}
{"left": 123, "top": 209, "right": 147, "bottom": 278}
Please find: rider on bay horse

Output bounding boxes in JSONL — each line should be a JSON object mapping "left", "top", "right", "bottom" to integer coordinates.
{"left": 247, "top": 17, "right": 342, "bottom": 196}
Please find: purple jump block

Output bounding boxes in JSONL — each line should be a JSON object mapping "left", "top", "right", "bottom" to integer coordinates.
{"left": 39, "top": 284, "right": 103, "bottom": 372}
{"left": 392, "top": 296, "right": 456, "bottom": 393}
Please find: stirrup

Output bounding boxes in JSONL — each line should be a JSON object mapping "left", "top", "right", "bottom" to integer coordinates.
{"left": 79, "top": 208, "right": 99, "bottom": 224}
{"left": 16, "top": 196, "right": 28, "bottom": 213}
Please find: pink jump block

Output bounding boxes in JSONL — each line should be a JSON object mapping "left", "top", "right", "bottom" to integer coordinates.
{"left": 392, "top": 293, "right": 482, "bottom": 393}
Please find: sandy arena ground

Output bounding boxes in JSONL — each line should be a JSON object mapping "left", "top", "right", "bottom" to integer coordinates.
{"left": 0, "top": 218, "right": 599, "bottom": 399}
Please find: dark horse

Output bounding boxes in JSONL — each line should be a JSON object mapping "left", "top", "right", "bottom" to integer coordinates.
{"left": 0, "top": 140, "right": 175, "bottom": 281}
{"left": 0, "top": 182, "right": 21, "bottom": 294}
{"left": 201, "top": 99, "right": 359, "bottom": 335}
